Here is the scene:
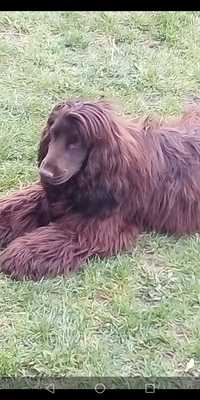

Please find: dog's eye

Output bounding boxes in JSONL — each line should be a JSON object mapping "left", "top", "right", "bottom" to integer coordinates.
{"left": 67, "top": 135, "right": 79, "bottom": 148}
{"left": 68, "top": 142, "right": 79, "bottom": 150}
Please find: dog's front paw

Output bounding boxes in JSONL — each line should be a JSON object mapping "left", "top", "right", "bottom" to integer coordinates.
{"left": 0, "top": 236, "right": 50, "bottom": 281}
{"left": 0, "top": 222, "right": 80, "bottom": 281}
{"left": 0, "top": 227, "right": 67, "bottom": 281}
{"left": 0, "top": 240, "right": 36, "bottom": 280}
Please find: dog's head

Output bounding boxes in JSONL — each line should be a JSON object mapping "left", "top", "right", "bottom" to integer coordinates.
{"left": 38, "top": 99, "right": 120, "bottom": 186}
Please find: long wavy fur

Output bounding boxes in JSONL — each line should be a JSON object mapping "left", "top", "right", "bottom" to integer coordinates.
{"left": 1, "top": 99, "right": 200, "bottom": 280}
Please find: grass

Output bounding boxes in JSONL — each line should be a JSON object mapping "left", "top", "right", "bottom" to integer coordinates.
{"left": 0, "top": 11, "right": 200, "bottom": 385}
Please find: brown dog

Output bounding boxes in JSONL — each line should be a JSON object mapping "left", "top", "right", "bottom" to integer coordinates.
{"left": 0, "top": 100, "right": 200, "bottom": 280}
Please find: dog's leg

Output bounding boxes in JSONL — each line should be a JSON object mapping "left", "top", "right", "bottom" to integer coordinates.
{"left": 0, "top": 214, "right": 139, "bottom": 280}
{"left": 0, "top": 183, "right": 49, "bottom": 248}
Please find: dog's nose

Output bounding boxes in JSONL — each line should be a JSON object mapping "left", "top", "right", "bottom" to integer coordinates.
{"left": 39, "top": 168, "right": 54, "bottom": 179}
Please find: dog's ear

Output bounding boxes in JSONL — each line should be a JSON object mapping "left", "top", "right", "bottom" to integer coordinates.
{"left": 76, "top": 140, "right": 123, "bottom": 216}
{"left": 37, "top": 102, "right": 66, "bottom": 167}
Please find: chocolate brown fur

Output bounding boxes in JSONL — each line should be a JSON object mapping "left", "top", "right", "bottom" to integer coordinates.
{"left": 1, "top": 100, "right": 200, "bottom": 280}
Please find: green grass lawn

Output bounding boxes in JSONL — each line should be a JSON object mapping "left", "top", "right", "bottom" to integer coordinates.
{"left": 0, "top": 11, "right": 200, "bottom": 384}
